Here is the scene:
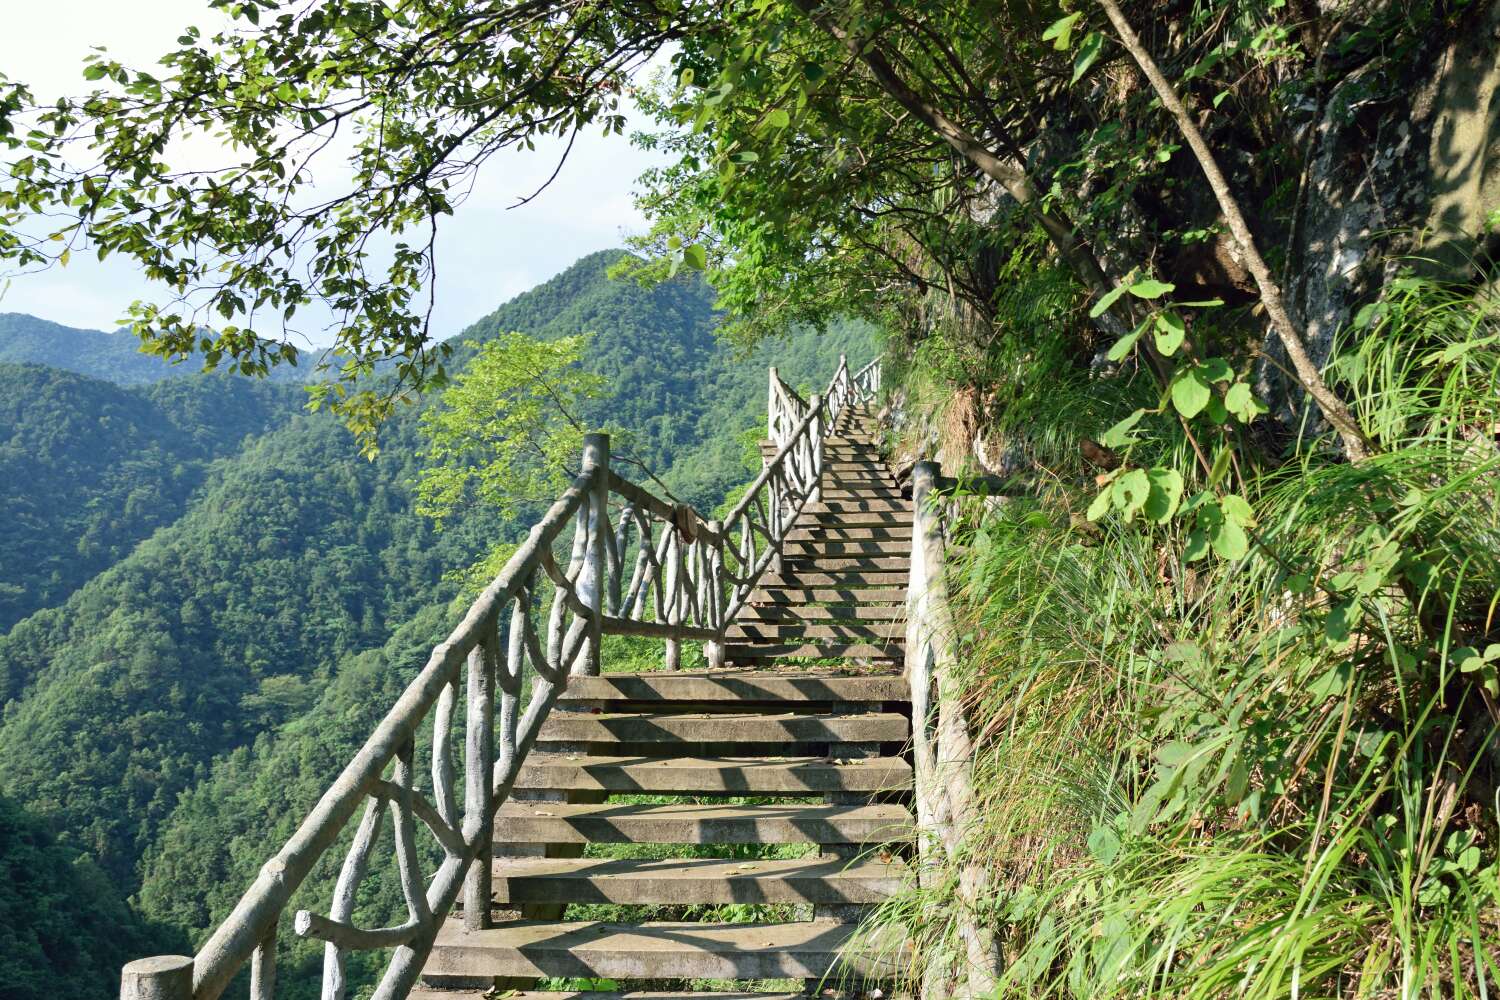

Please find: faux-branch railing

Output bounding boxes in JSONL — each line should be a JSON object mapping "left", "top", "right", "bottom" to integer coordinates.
{"left": 120, "top": 355, "right": 881, "bottom": 1000}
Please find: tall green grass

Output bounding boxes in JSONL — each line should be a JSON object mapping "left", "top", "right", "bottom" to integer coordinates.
{"left": 861, "top": 270, "right": 1500, "bottom": 997}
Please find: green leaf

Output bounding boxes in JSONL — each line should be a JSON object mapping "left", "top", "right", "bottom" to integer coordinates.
{"left": 1106, "top": 320, "right": 1147, "bottom": 363}
{"left": 681, "top": 244, "right": 707, "bottom": 270}
{"left": 1072, "top": 32, "right": 1105, "bottom": 83}
{"left": 1171, "top": 370, "right": 1211, "bottom": 418}
{"left": 1042, "top": 12, "right": 1083, "bottom": 50}
{"left": 1128, "top": 277, "right": 1175, "bottom": 299}
{"left": 1086, "top": 486, "right": 1113, "bottom": 522}
{"left": 1114, "top": 468, "right": 1151, "bottom": 520}
{"left": 1208, "top": 446, "right": 1232, "bottom": 487}
{"left": 1143, "top": 468, "right": 1184, "bottom": 524}
{"left": 1099, "top": 408, "right": 1146, "bottom": 448}
{"left": 764, "top": 108, "right": 790, "bottom": 128}
{"left": 1211, "top": 518, "right": 1249, "bottom": 560}
{"left": 1224, "top": 381, "right": 1267, "bottom": 422}
{"left": 1087, "top": 825, "right": 1121, "bottom": 865}
{"left": 1089, "top": 282, "right": 1129, "bottom": 318}
{"left": 1199, "top": 358, "right": 1233, "bottom": 383}
{"left": 1220, "top": 493, "right": 1256, "bottom": 527}
{"left": 1153, "top": 311, "right": 1185, "bottom": 355}
{"left": 1183, "top": 528, "right": 1210, "bottom": 562}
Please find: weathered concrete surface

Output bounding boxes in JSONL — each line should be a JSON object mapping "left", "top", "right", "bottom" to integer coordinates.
{"left": 559, "top": 670, "right": 909, "bottom": 703}
{"left": 491, "top": 801, "right": 914, "bottom": 845}
{"left": 425, "top": 919, "right": 906, "bottom": 981}
{"left": 537, "top": 711, "right": 907, "bottom": 744}
{"left": 490, "top": 855, "right": 907, "bottom": 905}
{"left": 725, "top": 622, "right": 905, "bottom": 642}
{"left": 516, "top": 753, "right": 912, "bottom": 794}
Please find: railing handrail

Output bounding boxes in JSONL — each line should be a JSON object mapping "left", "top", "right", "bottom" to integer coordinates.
{"left": 122, "top": 353, "right": 883, "bottom": 1000}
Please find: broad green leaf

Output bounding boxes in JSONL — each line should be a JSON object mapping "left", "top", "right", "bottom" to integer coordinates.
{"left": 681, "top": 244, "right": 707, "bottom": 270}
{"left": 1199, "top": 357, "right": 1234, "bottom": 382}
{"left": 1211, "top": 518, "right": 1249, "bottom": 560}
{"left": 1128, "top": 277, "right": 1175, "bottom": 299}
{"left": 1086, "top": 486, "right": 1113, "bottom": 522}
{"left": 1072, "top": 32, "right": 1105, "bottom": 83}
{"left": 1106, "top": 320, "right": 1147, "bottom": 363}
{"left": 1089, "top": 281, "right": 1129, "bottom": 318}
{"left": 1087, "top": 825, "right": 1121, "bottom": 865}
{"left": 1153, "top": 311, "right": 1185, "bottom": 355}
{"left": 1224, "top": 381, "right": 1266, "bottom": 422}
{"left": 1114, "top": 468, "right": 1151, "bottom": 520}
{"left": 1220, "top": 493, "right": 1256, "bottom": 527}
{"left": 1171, "top": 370, "right": 1211, "bottom": 417}
{"left": 1143, "top": 468, "right": 1184, "bottom": 523}
{"left": 764, "top": 108, "right": 790, "bottom": 128}
{"left": 1042, "top": 12, "right": 1083, "bottom": 50}
{"left": 1183, "top": 527, "right": 1210, "bottom": 562}
{"left": 1098, "top": 408, "right": 1146, "bottom": 448}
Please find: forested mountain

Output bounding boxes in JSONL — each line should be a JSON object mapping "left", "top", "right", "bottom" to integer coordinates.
{"left": 0, "top": 250, "right": 873, "bottom": 999}
{"left": 473, "top": 248, "right": 877, "bottom": 507}
{"left": 0, "top": 365, "right": 300, "bottom": 630}
{"left": 0, "top": 313, "right": 194, "bottom": 384}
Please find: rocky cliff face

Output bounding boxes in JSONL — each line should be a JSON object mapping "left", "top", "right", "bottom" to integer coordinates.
{"left": 1267, "top": 0, "right": 1499, "bottom": 425}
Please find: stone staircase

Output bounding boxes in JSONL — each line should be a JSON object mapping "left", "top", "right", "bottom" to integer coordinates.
{"left": 417, "top": 405, "right": 913, "bottom": 1000}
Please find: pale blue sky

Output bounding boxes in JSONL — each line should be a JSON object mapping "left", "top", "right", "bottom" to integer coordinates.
{"left": 0, "top": 1, "right": 665, "bottom": 345}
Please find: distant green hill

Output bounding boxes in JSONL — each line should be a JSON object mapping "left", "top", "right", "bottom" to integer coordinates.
{"left": 0, "top": 312, "right": 322, "bottom": 386}
{"left": 0, "top": 313, "right": 190, "bottom": 383}
{"left": 0, "top": 365, "right": 301, "bottom": 631}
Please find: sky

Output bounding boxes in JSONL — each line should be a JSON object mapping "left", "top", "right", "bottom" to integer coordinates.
{"left": 0, "top": 1, "right": 666, "bottom": 345}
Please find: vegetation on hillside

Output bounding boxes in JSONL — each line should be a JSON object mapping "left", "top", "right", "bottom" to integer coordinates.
{"left": 0, "top": 364, "right": 299, "bottom": 631}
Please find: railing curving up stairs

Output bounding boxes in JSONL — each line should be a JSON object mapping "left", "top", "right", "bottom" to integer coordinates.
{"left": 122, "top": 353, "right": 932, "bottom": 1000}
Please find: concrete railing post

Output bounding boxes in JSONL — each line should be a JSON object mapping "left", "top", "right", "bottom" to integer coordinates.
{"left": 575, "top": 433, "right": 609, "bottom": 677}
{"left": 121, "top": 956, "right": 193, "bottom": 1000}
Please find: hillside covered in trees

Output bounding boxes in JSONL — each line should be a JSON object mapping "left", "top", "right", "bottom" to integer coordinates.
{"left": 0, "top": 252, "right": 872, "bottom": 999}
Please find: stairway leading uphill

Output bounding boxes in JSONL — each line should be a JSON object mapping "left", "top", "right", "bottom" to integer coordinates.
{"left": 417, "top": 404, "right": 914, "bottom": 1000}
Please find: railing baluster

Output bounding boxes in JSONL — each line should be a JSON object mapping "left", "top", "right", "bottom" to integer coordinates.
{"left": 575, "top": 433, "right": 609, "bottom": 676}
{"left": 663, "top": 528, "right": 682, "bottom": 670}
{"left": 391, "top": 740, "right": 432, "bottom": 929}
{"left": 250, "top": 921, "right": 277, "bottom": 1000}
{"left": 462, "top": 632, "right": 495, "bottom": 930}
{"left": 431, "top": 675, "right": 459, "bottom": 831}
{"left": 321, "top": 796, "right": 384, "bottom": 1000}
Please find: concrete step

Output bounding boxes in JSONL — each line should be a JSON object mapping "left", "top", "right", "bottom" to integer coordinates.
{"left": 784, "top": 541, "right": 910, "bottom": 559}
{"left": 739, "top": 603, "right": 906, "bottom": 622}
{"left": 750, "top": 587, "right": 906, "bottom": 604}
{"left": 785, "top": 556, "right": 908, "bottom": 572}
{"left": 491, "top": 855, "right": 907, "bottom": 906}
{"left": 538, "top": 711, "right": 907, "bottom": 744}
{"left": 725, "top": 623, "right": 904, "bottom": 643}
{"left": 492, "top": 801, "right": 914, "bottom": 845}
{"left": 797, "top": 511, "right": 907, "bottom": 528}
{"left": 805, "top": 500, "right": 906, "bottom": 514}
{"left": 786, "top": 525, "right": 912, "bottom": 541}
{"left": 559, "top": 670, "right": 907, "bottom": 704}
{"left": 762, "top": 571, "right": 908, "bottom": 587}
{"left": 516, "top": 753, "right": 912, "bottom": 794}
{"left": 725, "top": 643, "right": 902, "bottom": 663}
{"left": 426, "top": 919, "right": 904, "bottom": 981}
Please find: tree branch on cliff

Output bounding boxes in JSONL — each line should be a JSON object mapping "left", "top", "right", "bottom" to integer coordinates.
{"left": 1096, "top": 0, "right": 1374, "bottom": 462}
